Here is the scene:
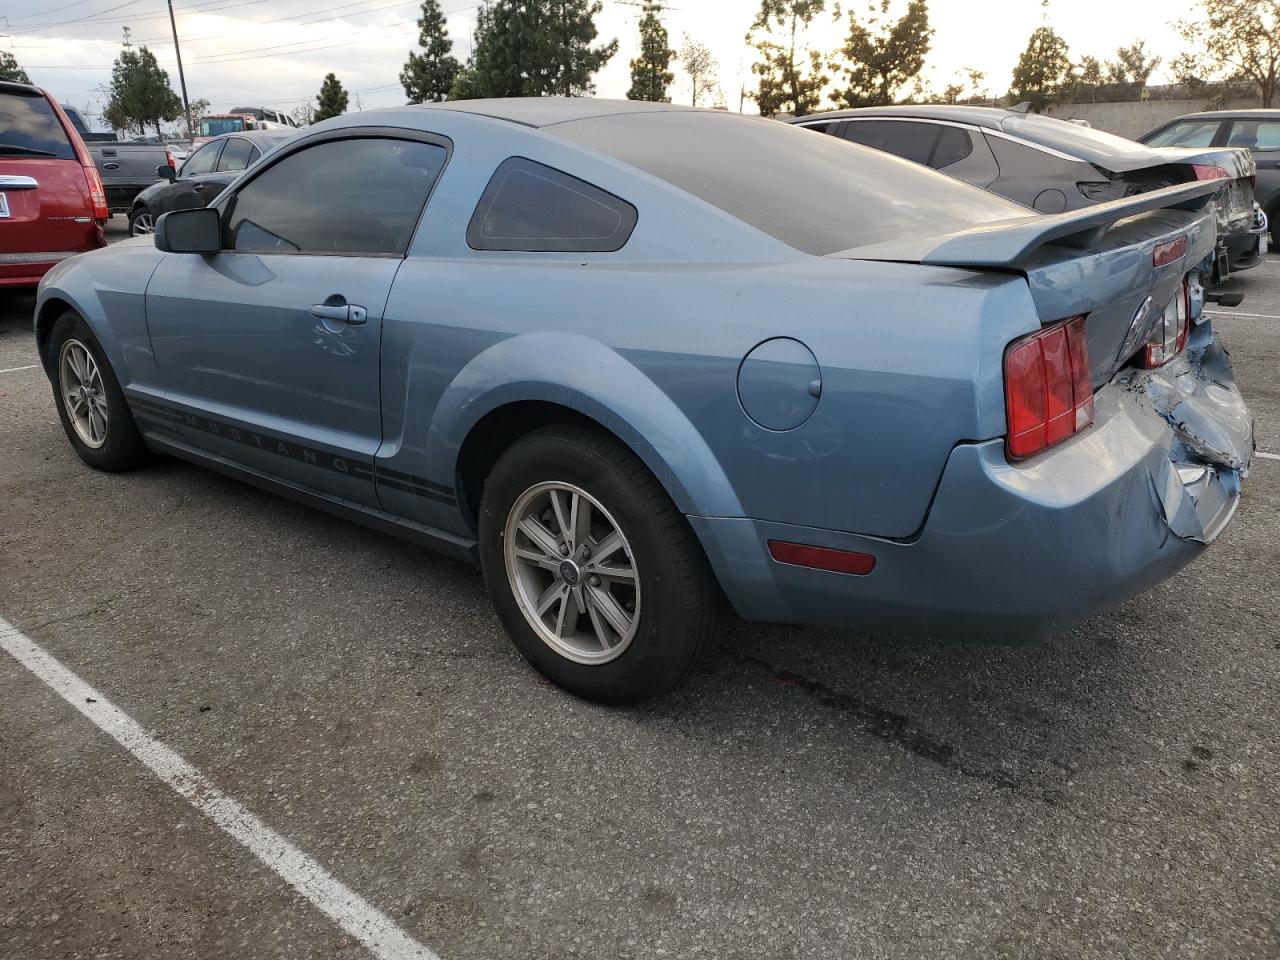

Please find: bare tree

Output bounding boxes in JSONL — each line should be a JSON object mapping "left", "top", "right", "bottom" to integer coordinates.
{"left": 678, "top": 35, "right": 717, "bottom": 107}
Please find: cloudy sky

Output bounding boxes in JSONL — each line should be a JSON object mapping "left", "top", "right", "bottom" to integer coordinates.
{"left": 4, "top": 0, "right": 1193, "bottom": 129}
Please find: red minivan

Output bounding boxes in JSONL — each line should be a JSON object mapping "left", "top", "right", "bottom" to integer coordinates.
{"left": 0, "top": 79, "right": 108, "bottom": 287}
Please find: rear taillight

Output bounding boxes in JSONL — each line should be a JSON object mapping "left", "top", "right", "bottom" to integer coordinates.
{"left": 1143, "top": 279, "right": 1190, "bottom": 368}
{"left": 1004, "top": 315, "right": 1094, "bottom": 460}
{"left": 1153, "top": 235, "right": 1187, "bottom": 267}
{"left": 82, "top": 162, "right": 108, "bottom": 221}
{"left": 1192, "top": 164, "right": 1229, "bottom": 181}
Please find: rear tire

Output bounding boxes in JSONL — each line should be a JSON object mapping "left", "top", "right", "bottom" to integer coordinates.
{"left": 479, "top": 424, "right": 720, "bottom": 705}
{"left": 128, "top": 205, "right": 155, "bottom": 237}
{"left": 47, "top": 311, "right": 149, "bottom": 472}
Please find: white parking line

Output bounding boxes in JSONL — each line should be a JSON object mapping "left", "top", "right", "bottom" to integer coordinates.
{"left": 1258, "top": 451, "right": 1280, "bottom": 462}
{"left": 1211, "top": 311, "right": 1280, "bottom": 320}
{"left": 0, "top": 364, "right": 39, "bottom": 374}
{"left": 0, "top": 616, "right": 441, "bottom": 960}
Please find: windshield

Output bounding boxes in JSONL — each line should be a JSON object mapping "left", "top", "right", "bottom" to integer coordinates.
{"left": 0, "top": 91, "right": 76, "bottom": 160}
{"left": 553, "top": 112, "right": 1027, "bottom": 255}
{"left": 200, "top": 117, "right": 246, "bottom": 137}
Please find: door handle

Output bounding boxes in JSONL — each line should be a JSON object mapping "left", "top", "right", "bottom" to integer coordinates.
{"left": 311, "top": 301, "right": 367, "bottom": 325}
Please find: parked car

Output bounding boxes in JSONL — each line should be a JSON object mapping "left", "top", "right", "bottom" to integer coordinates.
{"left": 128, "top": 129, "right": 294, "bottom": 236}
{"left": 129, "top": 134, "right": 190, "bottom": 164}
{"left": 1141, "top": 109, "right": 1280, "bottom": 249}
{"left": 34, "top": 101, "right": 1253, "bottom": 702}
{"left": 228, "top": 105, "right": 303, "bottom": 130}
{"left": 60, "top": 104, "right": 174, "bottom": 215}
{"left": 0, "top": 80, "right": 107, "bottom": 287}
{"left": 790, "top": 105, "right": 1264, "bottom": 281}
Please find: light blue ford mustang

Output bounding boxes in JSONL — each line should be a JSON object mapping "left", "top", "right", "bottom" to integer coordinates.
{"left": 34, "top": 99, "right": 1254, "bottom": 703}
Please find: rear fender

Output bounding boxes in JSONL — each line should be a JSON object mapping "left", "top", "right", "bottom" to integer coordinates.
{"left": 426, "top": 332, "right": 743, "bottom": 519}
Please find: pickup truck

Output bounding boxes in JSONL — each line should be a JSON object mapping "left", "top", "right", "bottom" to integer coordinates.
{"left": 62, "top": 106, "right": 172, "bottom": 215}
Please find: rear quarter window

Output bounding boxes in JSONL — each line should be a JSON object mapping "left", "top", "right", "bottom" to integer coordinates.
{"left": 0, "top": 91, "right": 76, "bottom": 160}
{"left": 467, "top": 157, "right": 638, "bottom": 252}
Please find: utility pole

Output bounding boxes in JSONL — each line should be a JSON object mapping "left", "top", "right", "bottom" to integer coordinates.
{"left": 165, "top": 0, "right": 193, "bottom": 140}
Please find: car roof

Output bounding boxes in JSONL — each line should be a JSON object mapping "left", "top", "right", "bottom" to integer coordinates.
{"left": 0, "top": 79, "right": 47, "bottom": 98}
{"left": 1154, "top": 109, "right": 1280, "bottom": 122}
{"left": 787, "top": 104, "right": 1016, "bottom": 130}
{"left": 206, "top": 129, "right": 294, "bottom": 144}
{"left": 410, "top": 97, "right": 701, "bottom": 128}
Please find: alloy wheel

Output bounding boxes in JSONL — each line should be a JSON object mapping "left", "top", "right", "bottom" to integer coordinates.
{"left": 503, "top": 481, "right": 641, "bottom": 665}
{"left": 130, "top": 212, "right": 155, "bottom": 236}
{"left": 58, "top": 339, "right": 108, "bottom": 448}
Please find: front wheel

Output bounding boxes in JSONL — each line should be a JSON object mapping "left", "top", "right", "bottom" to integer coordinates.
{"left": 128, "top": 205, "right": 155, "bottom": 237}
{"left": 479, "top": 424, "right": 720, "bottom": 704}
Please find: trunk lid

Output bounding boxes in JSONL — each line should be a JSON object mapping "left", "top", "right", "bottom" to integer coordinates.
{"left": 830, "top": 179, "right": 1221, "bottom": 386}
{"left": 0, "top": 158, "right": 96, "bottom": 254}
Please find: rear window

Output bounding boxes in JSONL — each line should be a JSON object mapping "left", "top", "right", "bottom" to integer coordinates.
{"left": 1145, "top": 120, "right": 1222, "bottom": 148}
{"left": 199, "top": 117, "right": 245, "bottom": 137}
{"left": 553, "top": 112, "right": 1025, "bottom": 255}
{"left": 0, "top": 91, "right": 76, "bottom": 160}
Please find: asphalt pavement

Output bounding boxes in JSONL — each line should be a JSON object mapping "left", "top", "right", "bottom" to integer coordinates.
{"left": 1, "top": 216, "right": 1277, "bottom": 959}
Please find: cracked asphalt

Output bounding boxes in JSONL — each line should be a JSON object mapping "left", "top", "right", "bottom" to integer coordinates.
{"left": 1, "top": 216, "right": 1278, "bottom": 959}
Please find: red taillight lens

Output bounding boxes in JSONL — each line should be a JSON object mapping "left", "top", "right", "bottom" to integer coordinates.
{"left": 1153, "top": 235, "right": 1188, "bottom": 267}
{"left": 1192, "top": 164, "right": 1229, "bottom": 181}
{"left": 767, "top": 540, "right": 876, "bottom": 576}
{"left": 1143, "top": 279, "right": 1190, "bottom": 368}
{"left": 82, "top": 162, "right": 108, "bottom": 221}
{"left": 1005, "top": 315, "right": 1094, "bottom": 460}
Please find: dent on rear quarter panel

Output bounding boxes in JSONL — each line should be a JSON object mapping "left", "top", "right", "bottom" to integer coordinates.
{"left": 36, "top": 240, "right": 166, "bottom": 387}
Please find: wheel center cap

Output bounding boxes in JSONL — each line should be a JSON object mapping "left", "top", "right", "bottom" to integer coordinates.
{"left": 559, "top": 560, "right": 581, "bottom": 586}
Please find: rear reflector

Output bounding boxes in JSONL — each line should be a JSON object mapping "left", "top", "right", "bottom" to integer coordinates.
{"left": 1004, "top": 315, "right": 1094, "bottom": 460}
{"left": 1192, "top": 164, "right": 1229, "bottom": 181}
{"left": 767, "top": 540, "right": 876, "bottom": 576}
{"left": 1152, "top": 235, "right": 1188, "bottom": 267}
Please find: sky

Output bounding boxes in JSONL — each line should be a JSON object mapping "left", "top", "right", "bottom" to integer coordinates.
{"left": 3, "top": 0, "right": 1196, "bottom": 130}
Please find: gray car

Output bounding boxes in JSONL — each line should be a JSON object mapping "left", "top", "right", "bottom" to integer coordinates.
{"left": 790, "top": 105, "right": 1264, "bottom": 281}
{"left": 1141, "top": 109, "right": 1280, "bottom": 248}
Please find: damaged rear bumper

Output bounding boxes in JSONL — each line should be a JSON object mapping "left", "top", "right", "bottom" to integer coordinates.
{"left": 690, "top": 317, "right": 1252, "bottom": 641}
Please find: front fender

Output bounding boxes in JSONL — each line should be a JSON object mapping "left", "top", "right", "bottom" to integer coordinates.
{"left": 426, "top": 332, "right": 744, "bottom": 519}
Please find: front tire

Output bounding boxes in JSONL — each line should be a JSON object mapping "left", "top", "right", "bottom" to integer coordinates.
{"left": 47, "top": 312, "right": 149, "bottom": 472}
{"left": 479, "top": 424, "right": 720, "bottom": 704}
{"left": 128, "top": 205, "right": 155, "bottom": 237}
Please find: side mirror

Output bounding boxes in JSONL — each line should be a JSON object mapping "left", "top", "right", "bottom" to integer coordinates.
{"left": 154, "top": 207, "right": 221, "bottom": 254}
{"left": 157, "top": 163, "right": 176, "bottom": 181}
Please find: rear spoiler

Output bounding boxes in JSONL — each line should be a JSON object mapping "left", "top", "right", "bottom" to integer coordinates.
{"left": 834, "top": 179, "right": 1223, "bottom": 270}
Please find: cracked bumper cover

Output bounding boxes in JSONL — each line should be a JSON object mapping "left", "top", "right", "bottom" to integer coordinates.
{"left": 691, "top": 317, "right": 1253, "bottom": 642}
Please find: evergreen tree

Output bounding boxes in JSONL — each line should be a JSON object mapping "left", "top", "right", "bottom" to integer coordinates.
{"left": 1008, "top": 25, "right": 1072, "bottom": 112}
{"left": 401, "top": 0, "right": 460, "bottom": 103}
{"left": 451, "top": 0, "right": 617, "bottom": 99}
{"left": 627, "top": 2, "right": 675, "bottom": 102}
{"left": 0, "top": 51, "right": 31, "bottom": 84}
{"left": 839, "top": 0, "right": 933, "bottom": 108}
{"left": 746, "top": 0, "right": 829, "bottom": 117}
{"left": 102, "top": 45, "right": 181, "bottom": 136}
{"left": 314, "top": 73, "right": 350, "bottom": 121}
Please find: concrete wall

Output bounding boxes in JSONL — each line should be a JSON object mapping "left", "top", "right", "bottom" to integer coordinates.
{"left": 1044, "top": 98, "right": 1262, "bottom": 139}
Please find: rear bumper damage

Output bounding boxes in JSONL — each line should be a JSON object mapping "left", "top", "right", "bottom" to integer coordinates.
{"left": 692, "top": 317, "right": 1252, "bottom": 642}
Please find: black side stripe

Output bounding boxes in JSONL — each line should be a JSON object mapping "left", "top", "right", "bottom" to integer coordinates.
{"left": 127, "top": 396, "right": 455, "bottom": 504}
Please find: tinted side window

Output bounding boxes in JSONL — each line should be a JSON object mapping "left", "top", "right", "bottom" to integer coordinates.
{"left": 248, "top": 145, "right": 262, "bottom": 164}
{"left": 181, "top": 141, "right": 221, "bottom": 176}
{"left": 0, "top": 92, "right": 76, "bottom": 159}
{"left": 842, "top": 120, "right": 940, "bottom": 165}
{"left": 227, "top": 137, "right": 447, "bottom": 256}
{"left": 1227, "top": 119, "right": 1280, "bottom": 151}
{"left": 931, "top": 127, "right": 973, "bottom": 168}
{"left": 468, "top": 157, "right": 638, "bottom": 252}
{"left": 216, "top": 137, "right": 254, "bottom": 172}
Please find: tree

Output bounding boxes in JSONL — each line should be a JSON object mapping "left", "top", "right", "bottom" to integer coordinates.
{"left": 314, "top": 73, "right": 349, "bottom": 121}
{"left": 746, "top": 0, "right": 829, "bottom": 117}
{"left": 1067, "top": 54, "right": 1104, "bottom": 103}
{"left": 838, "top": 0, "right": 933, "bottom": 109}
{"left": 449, "top": 0, "right": 617, "bottom": 99}
{"left": 677, "top": 35, "right": 717, "bottom": 107}
{"left": 177, "top": 97, "right": 209, "bottom": 140}
{"left": 401, "top": 0, "right": 459, "bottom": 103}
{"left": 627, "top": 2, "right": 675, "bottom": 101}
{"left": 290, "top": 102, "right": 315, "bottom": 126}
{"left": 0, "top": 51, "right": 31, "bottom": 84}
{"left": 1106, "top": 39, "right": 1160, "bottom": 98}
{"left": 1177, "top": 0, "right": 1280, "bottom": 107}
{"left": 102, "top": 45, "right": 182, "bottom": 136}
{"left": 1008, "top": 25, "right": 1071, "bottom": 112}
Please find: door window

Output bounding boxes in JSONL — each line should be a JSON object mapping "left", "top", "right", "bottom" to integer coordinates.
{"left": 226, "top": 137, "right": 448, "bottom": 256}
{"left": 216, "top": 137, "right": 255, "bottom": 172}
{"left": 842, "top": 120, "right": 939, "bottom": 165}
{"left": 1225, "top": 119, "right": 1280, "bottom": 151}
{"left": 1145, "top": 120, "right": 1222, "bottom": 148}
{"left": 181, "top": 141, "right": 222, "bottom": 176}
